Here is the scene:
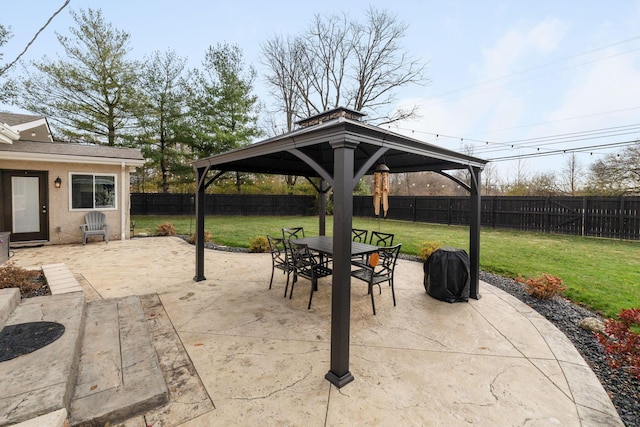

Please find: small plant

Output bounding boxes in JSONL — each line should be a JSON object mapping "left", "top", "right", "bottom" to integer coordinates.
{"left": 417, "top": 241, "right": 441, "bottom": 261}
{"left": 156, "top": 222, "right": 177, "bottom": 236}
{"left": 597, "top": 308, "right": 640, "bottom": 379}
{"left": 515, "top": 274, "right": 566, "bottom": 300}
{"left": 187, "top": 230, "right": 212, "bottom": 244}
{"left": 249, "top": 236, "right": 269, "bottom": 253}
{"left": 0, "top": 262, "right": 49, "bottom": 298}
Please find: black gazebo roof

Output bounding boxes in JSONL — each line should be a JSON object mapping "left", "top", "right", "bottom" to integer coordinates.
{"left": 193, "top": 112, "right": 486, "bottom": 179}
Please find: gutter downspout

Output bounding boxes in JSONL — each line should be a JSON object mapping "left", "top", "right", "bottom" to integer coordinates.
{"left": 121, "top": 162, "right": 126, "bottom": 240}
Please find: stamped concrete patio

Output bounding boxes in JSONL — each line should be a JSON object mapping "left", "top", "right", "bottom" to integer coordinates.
{"left": 10, "top": 236, "right": 622, "bottom": 426}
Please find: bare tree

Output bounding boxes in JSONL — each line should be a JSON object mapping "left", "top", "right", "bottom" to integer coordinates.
{"left": 512, "top": 158, "right": 530, "bottom": 187}
{"left": 560, "top": 152, "right": 583, "bottom": 196}
{"left": 528, "top": 172, "right": 559, "bottom": 196}
{"left": 586, "top": 143, "right": 640, "bottom": 195}
{"left": 349, "top": 8, "right": 427, "bottom": 123}
{"left": 482, "top": 162, "right": 500, "bottom": 196}
{"left": 262, "top": 6, "right": 429, "bottom": 127}
{"left": 301, "top": 12, "right": 352, "bottom": 114}
{"left": 261, "top": 35, "right": 305, "bottom": 131}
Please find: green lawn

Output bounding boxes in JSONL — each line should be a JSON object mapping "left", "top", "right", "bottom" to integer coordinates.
{"left": 132, "top": 215, "right": 640, "bottom": 318}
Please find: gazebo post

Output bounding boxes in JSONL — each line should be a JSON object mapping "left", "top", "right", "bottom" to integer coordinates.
{"left": 194, "top": 166, "right": 207, "bottom": 282}
{"left": 319, "top": 179, "right": 327, "bottom": 236}
{"left": 469, "top": 166, "right": 482, "bottom": 298}
{"left": 325, "top": 140, "right": 358, "bottom": 388}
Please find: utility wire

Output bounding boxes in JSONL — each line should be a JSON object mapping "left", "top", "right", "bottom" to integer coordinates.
{"left": 0, "top": 0, "right": 70, "bottom": 76}
{"left": 464, "top": 105, "right": 640, "bottom": 137}
{"left": 475, "top": 124, "right": 640, "bottom": 154}
{"left": 394, "top": 122, "right": 640, "bottom": 155}
{"left": 488, "top": 139, "right": 638, "bottom": 161}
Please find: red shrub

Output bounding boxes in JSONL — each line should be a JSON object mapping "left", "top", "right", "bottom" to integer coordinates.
{"left": 515, "top": 274, "right": 567, "bottom": 300}
{"left": 597, "top": 308, "right": 640, "bottom": 379}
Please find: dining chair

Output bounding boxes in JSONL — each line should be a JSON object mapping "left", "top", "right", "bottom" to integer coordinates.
{"left": 350, "top": 244, "right": 402, "bottom": 315}
{"left": 369, "top": 231, "right": 394, "bottom": 247}
{"left": 288, "top": 241, "right": 333, "bottom": 309}
{"left": 351, "top": 228, "right": 368, "bottom": 243}
{"left": 350, "top": 228, "right": 369, "bottom": 266}
{"left": 267, "top": 235, "right": 293, "bottom": 297}
{"left": 283, "top": 226, "right": 331, "bottom": 267}
{"left": 282, "top": 227, "right": 305, "bottom": 240}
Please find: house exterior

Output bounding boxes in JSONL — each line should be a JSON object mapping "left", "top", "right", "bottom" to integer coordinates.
{"left": 0, "top": 113, "right": 145, "bottom": 245}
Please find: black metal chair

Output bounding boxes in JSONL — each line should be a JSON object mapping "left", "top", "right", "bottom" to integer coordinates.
{"left": 288, "top": 241, "right": 332, "bottom": 309}
{"left": 267, "top": 235, "right": 292, "bottom": 297}
{"left": 351, "top": 228, "right": 369, "bottom": 267}
{"left": 351, "top": 244, "right": 402, "bottom": 315}
{"left": 369, "top": 230, "right": 394, "bottom": 247}
{"left": 282, "top": 227, "right": 305, "bottom": 240}
{"left": 351, "top": 228, "right": 368, "bottom": 243}
{"left": 283, "top": 226, "right": 331, "bottom": 267}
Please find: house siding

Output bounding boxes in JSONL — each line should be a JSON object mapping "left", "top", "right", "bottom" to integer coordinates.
{"left": 0, "top": 159, "right": 133, "bottom": 244}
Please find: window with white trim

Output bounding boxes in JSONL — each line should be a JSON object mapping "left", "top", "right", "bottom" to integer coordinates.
{"left": 70, "top": 174, "right": 117, "bottom": 210}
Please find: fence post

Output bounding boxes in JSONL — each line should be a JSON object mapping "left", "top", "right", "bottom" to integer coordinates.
{"left": 544, "top": 197, "right": 550, "bottom": 233}
{"left": 619, "top": 196, "right": 626, "bottom": 240}
{"left": 581, "top": 197, "right": 587, "bottom": 237}
{"left": 492, "top": 197, "right": 496, "bottom": 228}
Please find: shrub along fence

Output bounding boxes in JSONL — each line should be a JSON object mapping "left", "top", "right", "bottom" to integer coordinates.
{"left": 132, "top": 193, "right": 640, "bottom": 240}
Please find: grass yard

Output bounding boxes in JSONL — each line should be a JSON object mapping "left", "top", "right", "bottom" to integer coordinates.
{"left": 132, "top": 215, "right": 640, "bottom": 318}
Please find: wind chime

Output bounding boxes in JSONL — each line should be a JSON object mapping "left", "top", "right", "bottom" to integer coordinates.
{"left": 373, "top": 163, "right": 390, "bottom": 218}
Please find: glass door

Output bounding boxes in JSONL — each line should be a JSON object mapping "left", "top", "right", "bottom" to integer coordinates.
{"left": 1, "top": 170, "right": 49, "bottom": 242}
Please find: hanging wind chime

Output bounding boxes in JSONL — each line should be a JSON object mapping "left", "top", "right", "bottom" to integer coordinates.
{"left": 373, "top": 163, "right": 390, "bottom": 218}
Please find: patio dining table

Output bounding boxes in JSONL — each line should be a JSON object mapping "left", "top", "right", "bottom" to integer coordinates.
{"left": 290, "top": 235, "right": 380, "bottom": 291}
{"left": 290, "top": 235, "right": 379, "bottom": 258}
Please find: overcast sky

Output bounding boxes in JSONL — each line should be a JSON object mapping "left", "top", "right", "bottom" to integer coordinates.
{"left": 3, "top": 1, "right": 640, "bottom": 181}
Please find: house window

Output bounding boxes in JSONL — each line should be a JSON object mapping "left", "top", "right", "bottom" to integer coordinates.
{"left": 71, "top": 174, "right": 116, "bottom": 210}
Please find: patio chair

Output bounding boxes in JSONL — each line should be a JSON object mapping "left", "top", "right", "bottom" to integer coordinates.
{"left": 351, "top": 228, "right": 369, "bottom": 266}
{"left": 267, "top": 235, "right": 293, "bottom": 297}
{"left": 351, "top": 244, "right": 402, "bottom": 315}
{"left": 351, "top": 228, "right": 368, "bottom": 243}
{"left": 288, "top": 241, "right": 332, "bottom": 309}
{"left": 369, "top": 231, "right": 394, "bottom": 247}
{"left": 282, "top": 227, "right": 305, "bottom": 240}
{"left": 80, "top": 211, "right": 109, "bottom": 245}
{"left": 283, "top": 226, "right": 330, "bottom": 267}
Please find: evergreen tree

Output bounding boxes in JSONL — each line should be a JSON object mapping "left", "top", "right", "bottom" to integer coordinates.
{"left": 17, "top": 8, "right": 139, "bottom": 146}
{"left": 188, "top": 43, "right": 261, "bottom": 192}
{"left": 136, "top": 50, "right": 192, "bottom": 192}
{"left": 0, "top": 23, "right": 12, "bottom": 102}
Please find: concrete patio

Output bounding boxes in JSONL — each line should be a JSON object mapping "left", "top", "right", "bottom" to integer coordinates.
{"left": 8, "top": 236, "right": 622, "bottom": 426}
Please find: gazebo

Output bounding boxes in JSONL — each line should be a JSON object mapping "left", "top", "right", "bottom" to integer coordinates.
{"left": 192, "top": 107, "right": 487, "bottom": 388}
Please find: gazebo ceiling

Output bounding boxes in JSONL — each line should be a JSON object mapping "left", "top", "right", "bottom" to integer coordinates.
{"left": 193, "top": 116, "right": 487, "bottom": 178}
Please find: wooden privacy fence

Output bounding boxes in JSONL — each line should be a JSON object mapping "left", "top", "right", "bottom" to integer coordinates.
{"left": 131, "top": 193, "right": 316, "bottom": 217}
{"left": 354, "top": 195, "right": 640, "bottom": 240}
{"left": 131, "top": 193, "right": 640, "bottom": 240}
